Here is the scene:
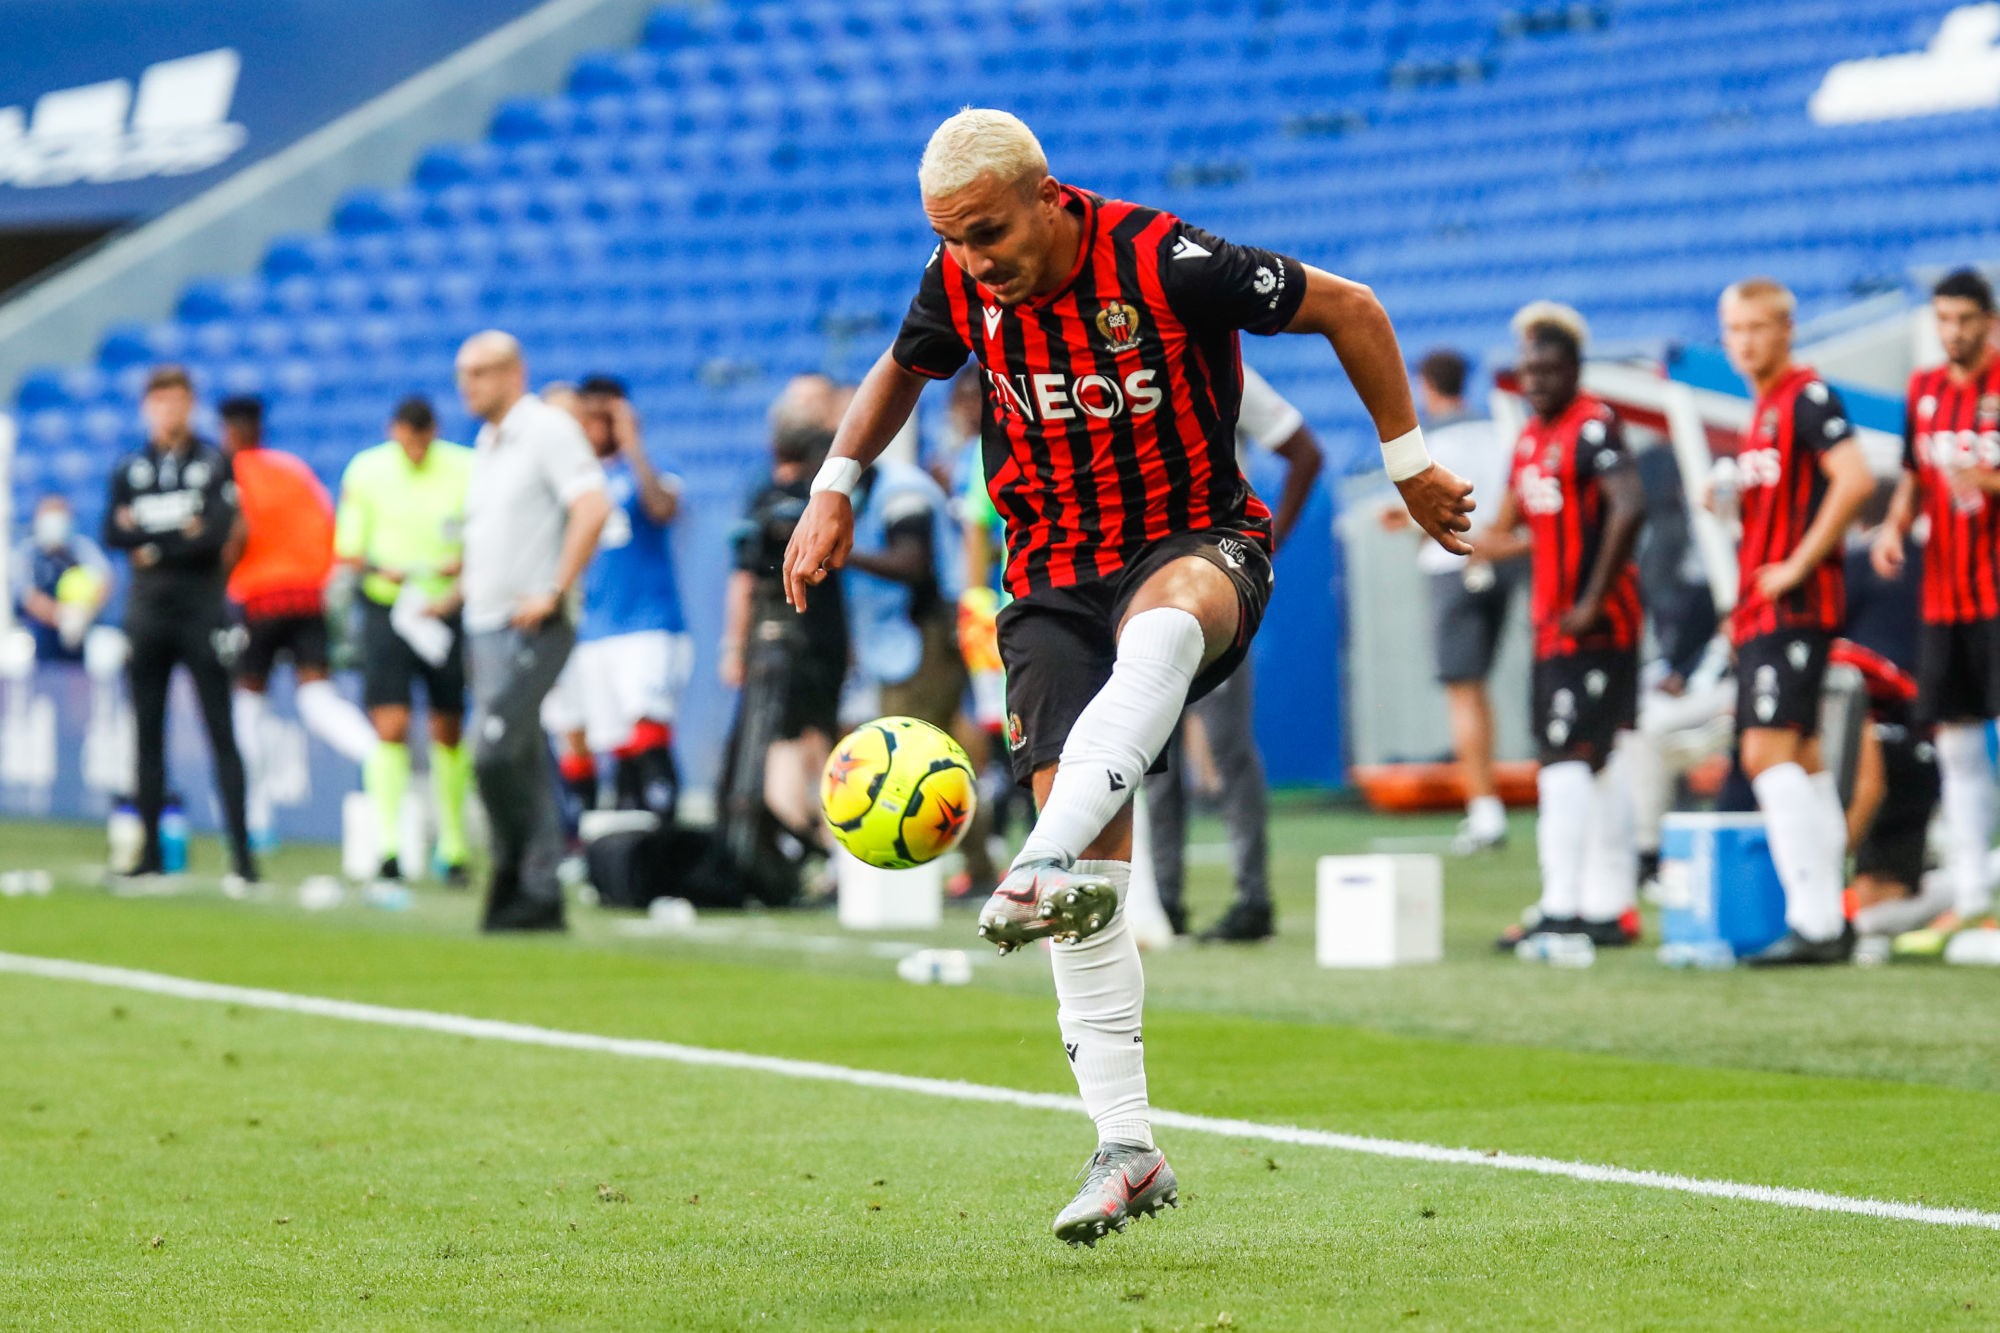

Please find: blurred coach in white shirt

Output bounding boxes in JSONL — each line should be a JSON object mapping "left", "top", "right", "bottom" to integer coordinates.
{"left": 445, "top": 331, "right": 610, "bottom": 932}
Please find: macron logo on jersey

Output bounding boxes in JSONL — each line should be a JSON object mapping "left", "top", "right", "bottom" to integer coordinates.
{"left": 0, "top": 49, "right": 246, "bottom": 189}
{"left": 984, "top": 305, "right": 1004, "bottom": 338}
{"left": 1170, "top": 236, "right": 1211, "bottom": 261}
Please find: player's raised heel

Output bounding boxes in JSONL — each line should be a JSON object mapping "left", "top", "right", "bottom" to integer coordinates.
{"left": 976, "top": 864, "right": 1118, "bottom": 954}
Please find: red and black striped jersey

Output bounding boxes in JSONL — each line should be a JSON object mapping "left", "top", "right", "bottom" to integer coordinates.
{"left": 891, "top": 184, "right": 1305, "bottom": 597}
{"left": 1730, "top": 365, "right": 1854, "bottom": 645}
{"left": 1903, "top": 356, "right": 2000, "bottom": 624}
{"left": 1507, "top": 393, "right": 1643, "bottom": 660}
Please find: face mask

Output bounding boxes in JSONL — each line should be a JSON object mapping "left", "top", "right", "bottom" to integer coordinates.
{"left": 33, "top": 512, "right": 71, "bottom": 550}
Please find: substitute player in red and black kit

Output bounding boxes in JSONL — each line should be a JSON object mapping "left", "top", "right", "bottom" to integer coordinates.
{"left": 1474, "top": 304, "right": 1645, "bottom": 950}
{"left": 1720, "top": 278, "right": 1877, "bottom": 966}
{"left": 1872, "top": 267, "right": 2000, "bottom": 945}
{"left": 783, "top": 110, "right": 1471, "bottom": 1246}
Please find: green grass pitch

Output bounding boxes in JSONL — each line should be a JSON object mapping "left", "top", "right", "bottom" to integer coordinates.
{"left": 4, "top": 805, "right": 2000, "bottom": 1329}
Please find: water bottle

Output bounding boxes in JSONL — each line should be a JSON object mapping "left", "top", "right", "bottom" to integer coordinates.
{"left": 159, "top": 795, "right": 189, "bottom": 874}
{"left": 1707, "top": 456, "right": 1741, "bottom": 532}
{"left": 364, "top": 879, "right": 412, "bottom": 912}
{"left": 1514, "top": 933, "right": 1595, "bottom": 967}
{"left": 1657, "top": 940, "right": 1735, "bottom": 970}
{"left": 1547, "top": 933, "right": 1596, "bottom": 968}
{"left": 107, "top": 800, "right": 145, "bottom": 875}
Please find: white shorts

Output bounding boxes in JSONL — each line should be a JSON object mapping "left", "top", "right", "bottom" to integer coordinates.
{"left": 542, "top": 630, "right": 694, "bottom": 752}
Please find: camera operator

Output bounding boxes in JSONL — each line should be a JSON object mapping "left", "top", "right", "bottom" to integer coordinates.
{"left": 717, "top": 376, "right": 850, "bottom": 894}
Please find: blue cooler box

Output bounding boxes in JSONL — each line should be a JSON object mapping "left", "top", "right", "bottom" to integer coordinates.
{"left": 1657, "top": 812, "right": 1788, "bottom": 958}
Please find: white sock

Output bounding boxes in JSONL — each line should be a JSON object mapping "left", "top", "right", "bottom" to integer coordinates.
{"left": 1752, "top": 762, "right": 1842, "bottom": 940}
{"left": 1809, "top": 770, "right": 1849, "bottom": 895}
{"left": 297, "top": 679, "right": 381, "bottom": 766}
{"left": 231, "top": 689, "right": 271, "bottom": 837}
{"left": 1581, "top": 743, "right": 1637, "bottom": 923}
{"left": 1467, "top": 794, "right": 1507, "bottom": 840}
{"left": 1053, "top": 859, "right": 1152, "bottom": 1148}
{"left": 1535, "top": 760, "right": 1592, "bottom": 919}
{"left": 1014, "top": 608, "right": 1203, "bottom": 870}
{"left": 1934, "top": 723, "right": 1995, "bottom": 917}
{"left": 1626, "top": 729, "right": 1670, "bottom": 858}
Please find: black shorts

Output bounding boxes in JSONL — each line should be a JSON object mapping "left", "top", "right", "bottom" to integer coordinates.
{"left": 1531, "top": 647, "right": 1637, "bottom": 768}
{"left": 1429, "top": 562, "right": 1520, "bottom": 684}
{"left": 1916, "top": 618, "right": 2000, "bottom": 725}
{"left": 996, "top": 528, "right": 1274, "bottom": 786}
{"left": 1736, "top": 629, "right": 1832, "bottom": 737}
{"left": 359, "top": 598, "right": 467, "bottom": 716}
{"left": 235, "top": 613, "right": 329, "bottom": 684}
{"left": 1853, "top": 719, "right": 1940, "bottom": 890}
{"left": 781, "top": 656, "right": 844, "bottom": 742}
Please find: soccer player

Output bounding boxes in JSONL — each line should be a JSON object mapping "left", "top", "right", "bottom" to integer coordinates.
{"left": 1474, "top": 305, "right": 1645, "bottom": 949}
{"left": 1719, "top": 277, "right": 1876, "bottom": 966}
{"left": 100, "top": 365, "right": 256, "bottom": 884}
{"left": 1871, "top": 268, "right": 2000, "bottom": 949}
{"left": 543, "top": 375, "right": 691, "bottom": 819}
{"left": 1834, "top": 535, "right": 1945, "bottom": 953}
{"left": 334, "top": 396, "right": 476, "bottom": 886}
{"left": 218, "top": 396, "right": 379, "bottom": 848}
{"left": 782, "top": 109, "right": 1471, "bottom": 1245}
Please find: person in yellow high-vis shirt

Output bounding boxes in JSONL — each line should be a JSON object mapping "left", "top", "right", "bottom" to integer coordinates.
{"left": 334, "top": 396, "right": 476, "bottom": 886}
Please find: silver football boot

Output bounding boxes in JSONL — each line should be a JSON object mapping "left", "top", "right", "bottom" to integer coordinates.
{"left": 1052, "top": 1142, "right": 1179, "bottom": 1247}
{"left": 976, "top": 860, "right": 1118, "bottom": 954}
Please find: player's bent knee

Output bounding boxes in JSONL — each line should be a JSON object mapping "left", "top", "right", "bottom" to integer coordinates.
{"left": 1121, "top": 558, "right": 1239, "bottom": 659}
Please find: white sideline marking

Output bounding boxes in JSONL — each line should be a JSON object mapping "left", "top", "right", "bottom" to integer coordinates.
{"left": 4, "top": 950, "right": 1997, "bottom": 1233}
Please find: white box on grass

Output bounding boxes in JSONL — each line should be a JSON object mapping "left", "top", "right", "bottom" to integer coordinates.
{"left": 834, "top": 846, "right": 943, "bottom": 930}
{"left": 1316, "top": 854, "right": 1443, "bottom": 968}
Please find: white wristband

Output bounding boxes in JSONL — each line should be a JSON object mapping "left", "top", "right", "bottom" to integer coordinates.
{"left": 810, "top": 456, "right": 861, "bottom": 498}
{"left": 1380, "top": 427, "right": 1432, "bottom": 483}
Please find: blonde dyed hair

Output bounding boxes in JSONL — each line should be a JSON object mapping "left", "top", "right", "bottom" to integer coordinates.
{"left": 918, "top": 108, "right": 1048, "bottom": 200}
{"left": 1510, "top": 300, "right": 1590, "bottom": 351}
{"left": 1720, "top": 277, "right": 1796, "bottom": 320}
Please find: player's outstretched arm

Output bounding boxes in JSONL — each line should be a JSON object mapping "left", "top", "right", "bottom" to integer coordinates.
{"left": 1285, "top": 267, "right": 1474, "bottom": 555}
{"left": 782, "top": 348, "right": 928, "bottom": 611}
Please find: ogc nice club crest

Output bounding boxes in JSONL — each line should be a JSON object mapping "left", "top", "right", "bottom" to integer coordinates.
{"left": 1095, "top": 302, "right": 1143, "bottom": 353}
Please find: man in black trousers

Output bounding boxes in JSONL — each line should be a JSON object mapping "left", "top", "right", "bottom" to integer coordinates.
{"left": 102, "top": 365, "right": 257, "bottom": 884}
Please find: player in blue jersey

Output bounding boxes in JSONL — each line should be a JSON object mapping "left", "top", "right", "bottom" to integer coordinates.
{"left": 542, "top": 376, "right": 691, "bottom": 818}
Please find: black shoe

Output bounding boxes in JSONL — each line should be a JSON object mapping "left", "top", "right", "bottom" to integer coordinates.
{"left": 1199, "top": 901, "right": 1273, "bottom": 943}
{"left": 482, "top": 899, "right": 566, "bottom": 934}
{"left": 1637, "top": 850, "right": 1662, "bottom": 887}
{"left": 1162, "top": 901, "right": 1189, "bottom": 937}
{"left": 1576, "top": 914, "right": 1640, "bottom": 948}
{"left": 1495, "top": 913, "right": 1580, "bottom": 952}
{"left": 1742, "top": 926, "right": 1854, "bottom": 967}
{"left": 377, "top": 856, "right": 403, "bottom": 883}
{"left": 441, "top": 862, "right": 471, "bottom": 890}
